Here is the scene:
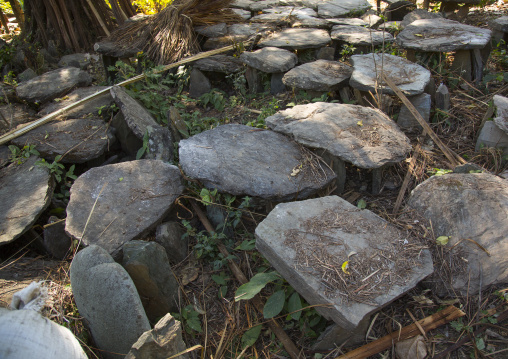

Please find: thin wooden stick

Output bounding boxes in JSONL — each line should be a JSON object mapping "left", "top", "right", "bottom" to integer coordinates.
{"left": 392, "top": 144, "right": 421, "bottom": 214}
{"left": 335, "top": 306, "right": 465, "bottom": 359}
{"left": 85, "top": 0, "right": 111, "bottom": 36}
{"left": 382, "top": 74, "right": 467, "bottom": 167}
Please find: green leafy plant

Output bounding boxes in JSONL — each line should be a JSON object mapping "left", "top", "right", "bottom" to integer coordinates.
{"left": 175, "top": 304, "right": 203, "bottom": 334}
{"left": 36, "top": 156, "right": 77, "bottom": 202}
{"left": 8, "top": 144, "right": 39, "bottom": 164}
{"left": 211, "top": 271, "right": 230, "bottom": 299}
{"left": 199, "top": 89, "right": 227, "bottom": 111}
{"left": 246, "top": 97, "right": 281, "bottom": 128}
{"left": 428, "top": 168, "right": 453, "bottom": 176}
{"left": 340, "top": 43, "right": 357, "bottom": 61}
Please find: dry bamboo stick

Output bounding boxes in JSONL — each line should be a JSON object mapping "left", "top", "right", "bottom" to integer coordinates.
{"left": 0, "top": 42, "right": 244, "bottom": 146}
{"left": 85, "top": 0, "right": 111, "bottom": 36}
{"left": 392, "top": 144, "right": 421, "bottom": 214}
{"left": 0, "top": 8, "right": 9, "bottom": 34}
{"left": 46, "top": 0, "right": 73, "bottom": 50}
{"left": 336, "top": 306, "right": 465, "bottom": 359}
{"left": 56, "top": 0, "right": 81, "bottom": 51}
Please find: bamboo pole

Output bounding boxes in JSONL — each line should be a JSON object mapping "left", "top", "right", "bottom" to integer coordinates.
{"left": 0, "top": 7, "right": 9, "bottom": 34}
{"left": 85, "top": 0, "right": 111, "bottom": 36}
{"left": 55, "top": 0, "right": 81, "bottom": 52}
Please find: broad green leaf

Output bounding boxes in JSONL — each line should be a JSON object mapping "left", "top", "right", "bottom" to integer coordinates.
{"left": 475, "top": 337, "right": 485, "bottom": 350}
{"left": 235, "top": 272, "right": 280, "bottom": 301}
{"left": 187, "top": 317, "right": 202, "bottom": 333}
{"left": 263, "top": 290, "right": 285, "bottom": 319}
{"left": 235, "top": 239, "right": 256, "bottom": 251}
{"left": 357, "top": 199, "right": 367, "bottom": 209}
{"left": 436, "top": 236, "right": 450, "bottom": 246}
{"left": 241, "top": 324, "right": 262, "bottom": 348}
{"left": 288, "top": 292, "right": 302, "bottom": 320}
{"left": 218, "top": 285, "right": 228, "bottom": 299}
{"left": 212, "top": 274, "right": 227, "bottom": 285}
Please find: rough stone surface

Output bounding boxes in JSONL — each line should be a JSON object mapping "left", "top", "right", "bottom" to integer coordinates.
{"left": 16, "top": 67, "right": 92, "bottom": 104}
{"left": 193, "top": 55, "right": 244, "bottom": 73}
{"left": 43, "top": 216, "right": 73, "bottom": 259}
{"left": 195, "top": 23, "right": 227, "bottom": 37}
{"left": 18, "top": 68, "right": 37, "bottom": 83}
{"left": 11, "top": 118, "right": 115, "bottom": 163}
{"left": 326, "top": 18, "right": 368, "bottom": 26}
{"left": 110, "top": 86, "right": 173, "bottom": 161}
{"left": 228, "top": 23, "right": 274, "bottom": 37}
{"left": 0, "top": 145, "right": 9, "bottom": 168}
{"left": 70, "top": 245, "right": 151, "bottom": 359}
{"left": 123, "top": 241, "right": 180, "bottom": 322}
{"left": 493, "top": 94, "right": 508, "bottom": 134}
{"left": 58, "top": 53, "right": 96, "bottom": 69}
{"left": 317, "top": 0, "right": 371, "bottom": 17}
{"left": 475, "top": 121, "right": 508, "bottom": 154}
{"left": 401, "top": 9, "right": 442, "bottom": 29}
{"left": 111, "top": 112, "right": 143, "bottom": 157}
{"left": 0, "top": 156, "right": 55, "bottom": 245}
{"left": 93, "top": 40, "right": 143, "bottom": 58}
{"left": 155, "top": 221, "right": 188, "bottom": 264}
{"left": 489, "top": 15, "right": 508, "bottom": 33}
{"left": 397, "top": 93, "right": 431, "bottom": 129}
{"left": 282, "top": 60, "right": 352, "bottom": 91}
{"left": 396, "top": 18, "right": 492, "bottom": 52}
{"left": 407, "top": 173, "right": 508, "bottom": 294}
{"left": 259, "top": 28, "right": 331, "bottom": 50}
{"left": 435, "top": 83, "right": 450, "bottom": 111}
{"left": 189, "top": 68, "right": 212, "bottom": 98}
{"left": 255, "top": 196, "right": 433, "bottom": 329}
{"left": 232, "top": 8, "right": 252, "bottom": 20}
{"left": 65, "top": 160, "right": 184, "bottom": 257}
{"left": 125, "top": 314, "right": 189, "bottom": 359}
{"left": 0, "top": 104, "right": 36, "bottom": 132}
{"left": 232, "top": 0, "right": 255, "bottom": 10}
{"left": 331, "top": 25, "right": 393, "bottom": 46}
{"left": 179, "top": 124, "right": 336, "bottom": 201}
{"left": 251, "top": 7, "right": 317, "bottom": 22}
{"left": 240, "top": 47, "right": 298, "bottom": 73}
{"left": 266, "top": 102, "right": 412, "bottom": 168}
{"left": 350, "top": 53, "right": 431, "bottom": 96}
{"left": 37, "top": 86, "right": 113, "bottom": 119}
{"left": 292, "top": 17, "right": 330, "bottom": 28}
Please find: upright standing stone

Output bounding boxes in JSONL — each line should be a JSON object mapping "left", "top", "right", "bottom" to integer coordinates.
{"left": 189, "top": 68, "right": 212, "bottom": 99}
{"left": 435, "top": 83, "right": 450, "bottom": 112}
{"left": 397, "top": 93, "right": 431, "bottom": 129}
{"left": 156, "top": 222, "right": 188, "bottom": 264}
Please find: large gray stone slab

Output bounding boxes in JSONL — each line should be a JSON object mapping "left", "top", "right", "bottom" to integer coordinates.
{"left": 259, "top": 28, "right": 331, "bottom": 50}
{"left": 255, "top": 196, "right": 433, "bottom": 329}
{"left": 195, "top": 23, "right": 227, "bottom": 38}
{"left": 265, "top": 102, "right": 411, "bottom": 168}
{"left": 251, "top": 6, "right": 317, "bottom": 22}
{"left": 37, "top": 86, "right": 113, "bottom": 119}
{"left": 331, "top": 25, "right": 393, "bottom": 46}
{"left": 240, "top": 47, "right": 298, "bottom": 73}
{"left": 228, "top": 23, "right": 274, "bottom": 36}
{"left": 193, "top": 55, "right": 244, "bottom": 73}
{"left": 493, "top": 94, "right": 508, "bottom": 134}
{"left": 16, "top": 67, "right": 92, "bottom": 104}
{"left": 0, "top": 156, "right": 55, "bottom": 245}
{"left": 11, "top": 118, "right": 115, "bottom": 163}
{"left": 179, "top": 124, "right": 336, "bottom": 201}
{"left": 65, "top": 160, "right": 184, "bottom": 256}
{"left": 70, "top": 245, "right": 151, "bottom": 359}
{"left": 350, "top": 53, "right": 431, "bottom": 96}
{"left": 407, "top": 173, "right": 508, "bottom": 295}
{"left": 326, "top": 18, "right": 368, "bottom": 27}
{"left": 400, "top": 9, "right": 442, "bottom": 29}
{"left": 396, "top": 18, "right": 492, "bottom": 52}
{"left": 58, "top": 53, "right": 97, "bottom": 69}
{"left": 317, "top": 0, "right": 371, "bottom": 18}
{"left": 0, "top": 104, "right": 36, "bottom": 132}
{"left": 110, "top": 86, "right": 173, "bottom": 161}
{"left": 282, "top": 60, "right": 352, "bottom": 91}
{"left": 489, "top": 15, "right": 508, "bottom": 33}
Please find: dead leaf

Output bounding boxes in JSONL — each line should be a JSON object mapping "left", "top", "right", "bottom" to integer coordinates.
{"left": 180, "top": 264, "right": 199, "bottom": 285}
{"left": 395, "top": 335, "right": 427, "bottom": 359}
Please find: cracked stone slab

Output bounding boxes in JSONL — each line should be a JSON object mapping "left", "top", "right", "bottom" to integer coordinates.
{"left": 282, "top": 60, "right": 353, "bottom": 91}
{"left": 265, "top": 102, "right": 411, "bottom": 168}
{"left": 331, "top": 25, "right": 394, "bottom": 46}
{"left": 255, "top": 196, "right": 433, "bottom": 329}
{"left": 0, "top": 156, "right": 55, "bottom": 245}
{"left": 317, "top": 0, "right": 371, "bottom": 18}
{"left": 193, "top": 55, "right": 244, "bottom": 73}
{"left": 259, "top": 28, "right": 331, "bottom": 50}
{"left": 179, "top": 124, "right": 336, "bottom": 201}
{"left": 240, "top": 47, "right": 298, "bottom": 73}
{"left": 350, "top": 53, "right": 431, "bottom": 96}
{"left": 65, "top": 160, "right": 184, "bottom": 257}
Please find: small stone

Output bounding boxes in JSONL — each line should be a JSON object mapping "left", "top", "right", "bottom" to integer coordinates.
{"left": 400, "top": 9, "right": 442, "bottom": 29}
{"left": 17, "top": 68, "right": 37, "bottom": 83}
{"left": 475, "top": 121, "right": 508, "bottom": 154}
{"left": 316, "top": 47, "right": 335, "bottom": 60}
{"left": 194, "top": 23, "right": 227, "bottom": 38}
{"left": 384, "top": 1, "right": 416, "bottom": 22}
{"left": 435, "top": 83, "right": 450, "bottom": 111}
{"left": 232, "top": 8, "right": 251, "bottom": 20}
{"left": 189, "top": 68, "right": 212, "bottom": 98}
{"left": 259, "top": 28, "right": 331, "bottom": 50}
{"left": 397, "top": 93, "right": 431, "bottom": 129}
{"left": 270, "top": 72, "right": 286, "bottom": 94}
{"left": 240, "top": 47, "right": 298, "bottom": 73}
{"left": 155, "top": 222, "right": 188, "bottom": 263}
{"left": 58, "top": 53, "right": 94, "bottom": 69}
{"left": 488, "top": 15, "right": 508, "bottom": 33}
{"left": 43, "top": 216, "right": 73, "bottom": 260}
{"left": 493, "top": 95, "right": 508, "bottom": 134}
{"left": 283, "top": 60, "right": 352, "bottom": 92}
{"left": 193, "top": 55, "right": 244, "bottom": 73}
{"left": 251, "top": 7, "right": 317, "bottom": 23}
{"left": 331, "top": 25, "right": 394, "bottom": 46}
{"left": 228, "top": 23, "right": 274, "bottom": 37}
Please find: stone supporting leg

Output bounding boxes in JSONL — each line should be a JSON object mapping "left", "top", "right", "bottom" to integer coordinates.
{"left": 245, "top": 66, "right": 262, "bottom": 94}
{"left": 372, "top": 166, "right": 383, "bottom": 194}
{"left": 451, "top": 50, "right": 472, "bottom": 82}
{"left": 270, "top": 72, "right": 286, "bottom": 95}
{"left": 317, "top": 151, "right": 346, "bottom": 195}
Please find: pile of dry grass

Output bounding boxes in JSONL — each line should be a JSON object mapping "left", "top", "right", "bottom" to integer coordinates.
{"left": 107, "top": 0, "right": 243, "bottom": 64}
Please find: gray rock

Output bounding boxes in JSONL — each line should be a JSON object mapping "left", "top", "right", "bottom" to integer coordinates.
{"left": 397, "top": 93, "right": 431, "bottom": 129}
{"left": 435, "top": 83, "right": 450, "bottom": 111}
{"left": 122, "top": 241, "right": 180, "bottom": 322}
{"left": 350, "top": 53, "right": 430, "bottom": 96}
{"left": 316, "top": 47, "right": 335, "bottom": 60}
{"left": 228, "top": 23, "right": 274, "bottom": 37}
{"left": 240, "top": 47, "right": 298, "bottom": 73}
{"left": 317, "top": 0, "right": 371, "bottom": 18}
{"left": 43, "top": 216, "right": 73, "bottom": 259}
{"left": 0, "top": 145, "right": 8, "bottom": 168}
{"left": 189, "top": 68, "right": 212, "bottom": 99}
{"left": 255, "top": 196, "right": 433, "bottom": 329}
{"left": 266, "top": 102, "right": 412, "bottom": 168}
{"left": 58, "top": 53, "right": 95, "bottom": 69}
{"left": 251, "top": 7, "right": 317, "bottom": 22}
{"left": 93, "top": 40, "right": 144, "bottom": 58}
{"left": 326, "top": 18, "right": 368, "bottom": 27}
{"left": 453, "top": 163, "right": 483, "bottom": 174}
{"left": 0, "top": 156, "right": 55, "bottom": 245}
{"left": 331, "top": 25, "right": 394, "bottom": 46}
{"left": 292, "top": 17, "right": 330, "bottom": 29}
{"left": 125, "top": 314, "right": 189, "bottom": 359}
{"left": 203, "top": 35, "right": 250, "bottom": 50}
{"left": 111, "top": 112, "right": 143, "bottom": 157}
{"left": 488, "top": 15, "right": 508, "bottom": 34}
{"left": 232, "top": 8, "right": 252, "bottom": 20}
{"left": 16, "top": 67, "right": 92, "bottom": 104}
{"left": 475, "top": 121, "right": 508, "bottom": 154}
{"left": 110, "top": 86, "right": 173, "bottom": 161}
{"left": 232, "top": 0, "right": 255, "bottom": 10}
{"left": 407, "top": 173, "right": 508, "bottom": 294}
{"left": 0, "top": 104, "right": 36, "bottom": 132}
{"left": 363, "top": 14, "right": 383, "bottom": 28}
{"left": 493, "top": 95, "right": 508, "bottom": 134}
{"left": 65, "top": 160, "right": 184, "bottom": 257}
{"left": 282, "top": 60, "right": 352, "bottom": 92}
{"left": 195, "top": 23, "right": 227, "bottom": 38}
{"left": 259, "top": 28, "right": 331, "bottom": 50}
{"left": 17, "top": 68, "right": 37, "bottom": 83}
{"left": 11, "top": 118, "right": 115, "bottom": 163}
{"left": 396, "top": 18, "right": 492, "bottom": 52}
{"left": 155, "top": 221, "right": 188, "bottom": 263}
{"left": 70, "top": 245, "right": 151, "bottom": 359}
{"left": 383, "top": 0, "right": 415, "bottom": 22}
{"left": 400, "top": 9, "right": 442, "bottom": 29}
{"left": 270, "top": 72, "right": 286, "bottom": 94}
{"left": 193, "top": 55, "right": 244, "bottom": 73}
{"left": 37, "top": 86, "right": 113, "bottom": 119}
{"left": 313, "top": 317, "right": 371, "bottom": 349}
{"left": 249, "top": 0, "right": 280, "bottom": 11}
{"left": 179, "top": 124, "right": 336, "bottom": 201}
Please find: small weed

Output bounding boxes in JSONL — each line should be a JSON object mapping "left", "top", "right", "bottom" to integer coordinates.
{"left": 199, "top": 89, "right": 227, "bottom": 111}
{"left": 246, "top": 97, "right": 281, "bottom": 128}
{"left": 340, "top": 43, "right": 357, "bottom": 61}
{"left": 8, "top": 144, "right": 39, "bottom": 164}
{"left": 174, "top": 304, "right": 203, "bottom": 334}
{"left": 36, "top": 156, "right": 78, "bottom": 203}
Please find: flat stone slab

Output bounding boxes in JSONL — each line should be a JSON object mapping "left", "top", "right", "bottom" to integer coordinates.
{"left": 11, "top": 118, "right": 115, "bottom": 164}
{"left": 259, "top": 28, "right": 331, "bottom": 50}
{"left": 326, "top": 18, "right": 368, "bottom": 27}
{"left": 400, "top": 9, "right": 442, "bottom": 29}
{"left": 396, "top": 18, "right": 492, "bottom": 52}
{"left": 0, "top": 156, "right": 55, "bottom": 245}
{"left": 282, "top": 60, "right": 353, "bottom": 91}
{"left": 255, "top": 196, "right": 433, "bottom": 329}
{"left": 331, "top": 25, "right": 393, "bottom": 46}
{"left": 240, "top": 47, "right": 298, "bottom": 73}
{"left": 292, "top": 17, "right": 330, "bottom": 28}
{"left": 493, "top": 95, "right": 508, "bottom": 134}
{"left": 318, "top": 0, "right": 371, "bottom": 18}
{"left": 37, "top": 86, "right": 113, "bottom": 119}
{"left": 0, "top": 104, "right": 36, "bottom": 132}
{"left": 65, "top": 160, "right": 184, "bottom": 257}
{"left": 265, "top": 102, "right": 412, "bottom": 168}
{"left": 228, "top": 23, "right": 275, "bottom": 36}
{"left": 489, "top": 16, "right": 508, "bottom": 33}
{"left": 16, "top": 67, "right": 92, "bottom": 104}
{"left": 193, "top": 55, "right": 244, "bottom": 73}
{"left": 251, "top": 7, "right": 317, "bottom": 22}
{"left": 179, "top": 124, "right": 336, "bottom": 201}
{"left": 195, "top": 23, "right": 227, "bottom": 38}
{"left": 408, "top": 173, "right": 508, "bottom": 295}
{"left": 350, "top": 53, "right": 431, "bottom": 96}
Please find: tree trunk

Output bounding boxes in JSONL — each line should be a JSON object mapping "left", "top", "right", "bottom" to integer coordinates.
{"left": 8, "top": 0, "right": 24, "bottom": 32}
